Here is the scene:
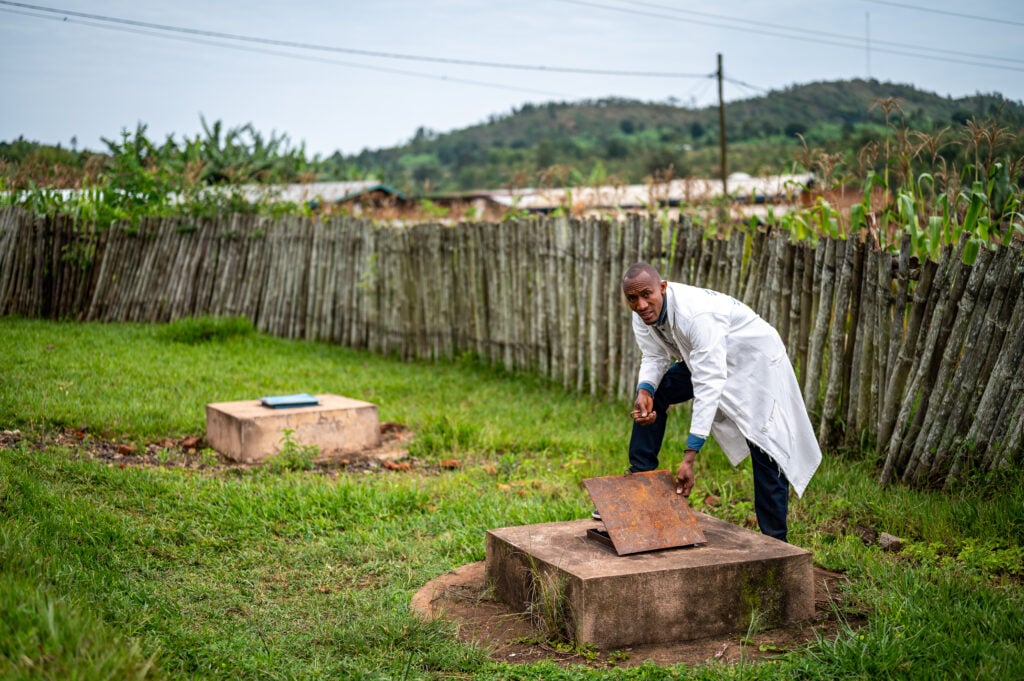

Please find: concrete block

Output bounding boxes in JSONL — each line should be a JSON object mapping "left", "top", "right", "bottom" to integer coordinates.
{"left": 205, "top": 394, "right": 379, "bottom": 463}
{"left": 485, "top": 514, "right": 813, "bottom": 648}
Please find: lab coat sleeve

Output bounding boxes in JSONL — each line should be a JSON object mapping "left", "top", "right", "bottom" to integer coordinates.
{"left": 633, "top": 315, "right": 674, "bottom": 392}
{"left": 685, "top": 313, "right": 728, "bottom": 437}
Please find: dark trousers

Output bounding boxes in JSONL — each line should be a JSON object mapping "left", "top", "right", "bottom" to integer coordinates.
{"left": 628, "top": 362, "right": 790, "bottom": 542}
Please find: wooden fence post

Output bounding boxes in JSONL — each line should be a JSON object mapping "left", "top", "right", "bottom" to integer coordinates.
{"left": 2, "top": 206, "right": 1022, "bottom": 489}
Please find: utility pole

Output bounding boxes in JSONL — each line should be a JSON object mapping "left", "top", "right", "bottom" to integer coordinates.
{"left": 717, "top": 53, "right": 727, "bottom": 200}
{"left": 865, "top": 12, "right": 871, "bottom": 78}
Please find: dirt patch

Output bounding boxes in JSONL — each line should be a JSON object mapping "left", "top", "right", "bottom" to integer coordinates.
{"left": 0, "top": 422, "right": 418, "bottom": 474}
{"left": 412, "top": 561, "right": 863, "bottom": 670}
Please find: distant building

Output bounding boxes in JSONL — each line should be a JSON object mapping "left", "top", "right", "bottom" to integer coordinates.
{"left": 239, "top": 181, "right": 408, "bottom": 216}
{"left": 3, "top": 175, "right": 816, "bottom": 224}
{"left": 419, "top": 173, "right": 816, "bottom": 222}
{"left": 283, "top": 173, "right": 818, "bottom": 223}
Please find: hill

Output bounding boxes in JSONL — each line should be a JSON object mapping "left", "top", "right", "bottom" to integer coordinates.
{"left": 3, "top": 79, "right": 1022, "bottom": 198}
{"left": 329, "top": 79, "right": 1024, "bottom": 192}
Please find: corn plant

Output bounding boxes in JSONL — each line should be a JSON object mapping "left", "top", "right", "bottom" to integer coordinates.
{"left": 766, "top": 101, "right": 1023, "bottom": 262}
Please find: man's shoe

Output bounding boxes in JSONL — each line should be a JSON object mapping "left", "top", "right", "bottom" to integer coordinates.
{"left": 591, "top": 509, "right": 602, "bottom": 521}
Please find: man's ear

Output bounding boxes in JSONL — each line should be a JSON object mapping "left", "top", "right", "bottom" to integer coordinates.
{"left": 660, "top": 280, "right": 667, "bottom": 294}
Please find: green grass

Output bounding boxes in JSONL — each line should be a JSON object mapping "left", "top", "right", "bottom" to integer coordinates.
{"left": 1, "top": 316, "right": 1022, "bottom": 679}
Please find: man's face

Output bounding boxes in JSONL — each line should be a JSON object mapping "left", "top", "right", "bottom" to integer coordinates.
{"left": 623, "top": 272, "right": 667, "bottom": 325}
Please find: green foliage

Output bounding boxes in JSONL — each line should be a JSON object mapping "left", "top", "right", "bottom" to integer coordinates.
{"left": 263, "top": 428, "right": 318, "bottom": 473}
{"left": 764, "top": 106, "right": 1023, "bottom": 261}
{"left": 416, "top": 198, "right": 450, "bottom": 218}
{"left": 0, "top": 135, "right": 102, "bottom": 191}
{"left": 155, "top": 315, "right": 255, "bottom": 345}
{"left": 100, "top": 123, "right": 181, "bottom": 217}
{"left": 191, "top": 115, "right": 314, "bottom": 185}
{"left": 340, "top": 80, "right": 1023, "bottom": 193}
{"left": 1, "top": 119, "right": 324, "bottom": 227}
{"left": 901, "top": 538, "right": 1024, "bottom": 578}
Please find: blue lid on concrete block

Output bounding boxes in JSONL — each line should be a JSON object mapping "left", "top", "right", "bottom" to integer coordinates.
{"left": 259, "top": 393, "right": 320, "bottom": 408}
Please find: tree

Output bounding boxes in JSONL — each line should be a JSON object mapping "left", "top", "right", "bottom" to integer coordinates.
{"left": 535, "top": 139, "right": 555, "bottom": 170}
{"left": 605, "top": 138, "right": 629, "bottom": 160}
{"left": 785, "top": 122, "right": 808, "bottom": 138}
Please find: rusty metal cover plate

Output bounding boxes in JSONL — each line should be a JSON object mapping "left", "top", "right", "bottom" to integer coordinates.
{"left": 583, "top": 470, "right": 706, "bottom": 555}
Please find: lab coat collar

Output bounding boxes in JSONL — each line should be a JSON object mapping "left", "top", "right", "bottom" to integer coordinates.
{"left": 655, "top": 286, "right": 670, "bottom": 329}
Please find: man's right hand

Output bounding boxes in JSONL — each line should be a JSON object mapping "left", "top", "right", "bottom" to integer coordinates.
{"left": 675, "top": 449, "right": 697, "bottom": 496}
{"left": 631, "top": 390, "right": 657, "bottom": 426}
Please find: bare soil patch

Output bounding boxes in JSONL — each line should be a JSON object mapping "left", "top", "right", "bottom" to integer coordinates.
{"left": 412, "top": 561, "right": 863, "bottom": 670}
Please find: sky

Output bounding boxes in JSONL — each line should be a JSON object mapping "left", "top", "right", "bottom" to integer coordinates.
{"left": 2, "top": 0, "right": 1023, "bottom": 159}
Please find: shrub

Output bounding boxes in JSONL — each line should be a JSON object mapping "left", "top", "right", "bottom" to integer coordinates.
{"left": 155, "top": 316, "right": 254, "bottom": 344}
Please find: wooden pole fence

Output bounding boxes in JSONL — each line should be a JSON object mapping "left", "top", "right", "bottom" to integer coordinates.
{"left": 1, "top": 206, "right": 1020, "bottom": 488}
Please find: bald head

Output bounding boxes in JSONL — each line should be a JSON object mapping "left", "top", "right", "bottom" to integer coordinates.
{"left": 622, "top": 262, "right": 662, "bottom": 290}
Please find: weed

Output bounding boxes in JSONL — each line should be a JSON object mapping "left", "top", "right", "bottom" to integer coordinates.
{"left": 901, "top": 538, "right": 1024, "bottom": 578}
{"left": 740, "top": 608, "right": 767, "bottom": 647}
{"left": 198, "top": 448, "right": 220, "bottom": 468}
{"left": 263, "top": 429, "right": 317, "bottom": 473}
{"left": 496, "top": 452, "right": 518, "bottom": 480}
{"left": 525, "top": 559, "right": 574, "bottom": 644}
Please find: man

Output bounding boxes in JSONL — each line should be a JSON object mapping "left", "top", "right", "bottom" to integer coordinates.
{"left": 621, "top": 261, "right": 821, "bottom": 542}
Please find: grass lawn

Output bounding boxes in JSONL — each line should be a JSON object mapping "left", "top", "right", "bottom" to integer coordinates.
{"left": 1, "top": 316, "right": 1022, "bottom": 680}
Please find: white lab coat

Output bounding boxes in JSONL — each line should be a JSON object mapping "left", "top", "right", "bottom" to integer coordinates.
{"left": 633, "top": 283, "right": 822, "bottom": 496}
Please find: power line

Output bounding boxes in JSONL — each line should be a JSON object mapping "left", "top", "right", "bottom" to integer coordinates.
{"left": 0, "top": 6, "right": 571, "bottom": 98}
{"left": 862, "top": 0, "right": 1024, "bottom": 27}
{"left": 680, "top": 77, "right": 715, "bottom": 107}
{"left": 0, "top": 0, "right": 711, "bottom": 79}
{"left": 722, "top": 77, "right": 768, "bottom": 96}
{"left": 554, "top": 0, "right": 1024, "bottom": 72}
{"left": 614, "top": 0, "right": 1024, "bottom": 65}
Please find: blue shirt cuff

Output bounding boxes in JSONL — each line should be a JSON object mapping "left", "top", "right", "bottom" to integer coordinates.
{"left": 685, "top": 433, "right": 706, "bottom": 451}
{"left": 637, "top": 382, "right": 657, "bottom": 396}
